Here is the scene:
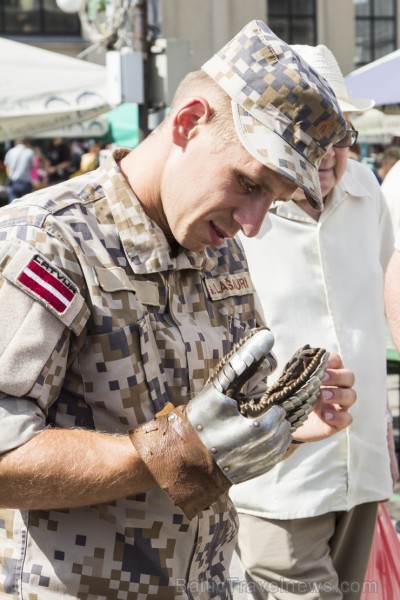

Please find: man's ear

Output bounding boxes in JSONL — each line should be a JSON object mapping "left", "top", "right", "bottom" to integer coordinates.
{"left": 172, "top": 97, "right": 212, "bottom": 146}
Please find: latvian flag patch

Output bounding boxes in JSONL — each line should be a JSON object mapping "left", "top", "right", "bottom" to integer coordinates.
{"left": 18, "top": 255, "right": 76, "bottom": 314}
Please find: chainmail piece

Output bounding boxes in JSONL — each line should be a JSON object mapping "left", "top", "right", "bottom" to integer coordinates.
{"left": 207, "top": 327, "right": 329, "bottom": 432}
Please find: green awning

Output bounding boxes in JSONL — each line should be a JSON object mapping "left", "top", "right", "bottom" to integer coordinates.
{"left": 106, "top": 103, "right": 139, "bottom": 149}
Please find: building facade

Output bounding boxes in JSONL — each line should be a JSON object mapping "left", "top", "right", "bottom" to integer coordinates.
{"left": 0, "top": 0, "right": 398, "bottom": 75}
{"left": 161, "top": 0, "right": 398, "bottom": 76}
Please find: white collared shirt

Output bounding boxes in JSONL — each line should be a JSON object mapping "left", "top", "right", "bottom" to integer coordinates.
{"left": 230, "top": 159, "right": 394, "bottom": 518}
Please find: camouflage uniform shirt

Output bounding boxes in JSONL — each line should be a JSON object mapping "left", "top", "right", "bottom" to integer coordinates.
{"left": 0, "top": 149, "right": 263, "bottom": 600}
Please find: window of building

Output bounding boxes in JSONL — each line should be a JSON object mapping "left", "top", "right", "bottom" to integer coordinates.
{"left": 355, "top": 0, "right": 396, "bottom": 66}
{"left": 268, "top": 0, "right": 317, "bottom": 45}
{"left": 0, "top": 0, "right": 81, "bottom": 36}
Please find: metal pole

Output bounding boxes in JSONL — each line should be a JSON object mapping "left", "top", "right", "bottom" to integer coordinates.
{"left": 132, "top": 0, "right": 149, "bottom": 141}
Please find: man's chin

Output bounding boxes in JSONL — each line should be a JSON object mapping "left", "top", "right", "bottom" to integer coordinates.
{"left": 318, "top": 173, "right": 335, "bottom": 198}
{"left": 180, "top": 239, "right": 207, "bottom": 252}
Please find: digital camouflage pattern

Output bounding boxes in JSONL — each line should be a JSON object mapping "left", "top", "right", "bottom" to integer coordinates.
{"left": 0, "top": 150, "right": 270, "bottom": 599}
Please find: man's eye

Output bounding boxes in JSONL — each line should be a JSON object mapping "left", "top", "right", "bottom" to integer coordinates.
{"left": 239, "top": 176, "right": 258, "bottom": 194}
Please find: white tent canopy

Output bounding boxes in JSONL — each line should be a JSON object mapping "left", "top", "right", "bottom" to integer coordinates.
{"left": 0, "top": 37, "right": 111, "bottom": 142}
{"left": 352, "top": 108, "right": 400, "bottom": 144}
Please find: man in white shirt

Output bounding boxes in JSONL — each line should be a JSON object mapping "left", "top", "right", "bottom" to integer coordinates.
{"left": 230, "top": 45, "right": 398, "bottom": 600}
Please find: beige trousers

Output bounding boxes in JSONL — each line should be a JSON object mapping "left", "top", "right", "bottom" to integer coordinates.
{"left": 230, "top": 502, "right": 378, "bottom": 600}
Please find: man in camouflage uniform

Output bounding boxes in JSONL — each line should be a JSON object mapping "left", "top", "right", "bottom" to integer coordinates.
{"left": 0, "top": 21, "right": 355, "bottom": 600}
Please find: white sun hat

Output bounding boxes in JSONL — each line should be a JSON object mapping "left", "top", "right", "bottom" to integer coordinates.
{"left": 291, "top": 44, "right": 375, "bottom": 113}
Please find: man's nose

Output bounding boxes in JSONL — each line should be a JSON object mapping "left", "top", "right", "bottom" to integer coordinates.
{"left": 322, "top": 145, "right": 336, "bottom": 159}
{"left": 234, "top": 199, "right": 272, "bottom": 238}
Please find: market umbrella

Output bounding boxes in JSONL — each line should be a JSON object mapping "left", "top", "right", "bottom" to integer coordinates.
{"left": 345, "top": 49, "right": 400, "bottom": 108}
{"left": 0, "top": 37, "right": 110, "bottom": 141}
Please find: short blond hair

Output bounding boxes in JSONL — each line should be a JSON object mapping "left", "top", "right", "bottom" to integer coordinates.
{"left": 170, "top": 70, "right": 238, "bottom": 151}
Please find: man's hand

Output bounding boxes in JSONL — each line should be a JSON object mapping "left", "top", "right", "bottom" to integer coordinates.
{"left": 292, "top": 352, "right": 356, "bottom": 442}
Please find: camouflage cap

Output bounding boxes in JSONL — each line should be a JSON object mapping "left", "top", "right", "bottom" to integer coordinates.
{"left": 201, "top": 20, "right": 347, "bottom": 211}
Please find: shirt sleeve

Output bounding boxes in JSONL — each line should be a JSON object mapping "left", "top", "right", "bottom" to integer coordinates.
{"left": 0, "top": 233, "right": 89, "bottom": 453}
{"left": 0, "top": 394, "right": 48, "bottom": 454}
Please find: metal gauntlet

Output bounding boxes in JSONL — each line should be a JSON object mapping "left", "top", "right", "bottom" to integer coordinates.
{"left": 129, "top": 328, "right": 328, "bottom": 519}
{"left": 185, "top": 329, "right": 289, "bottom": 484}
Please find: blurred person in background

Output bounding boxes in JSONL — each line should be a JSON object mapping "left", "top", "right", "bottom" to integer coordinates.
{"left": 31, "top": 145, "right": 49, "bottom": 190}
{"left": 45, "top": 136, "right": 72, "bottom": 184}
{"left": 374, "top": 145, "right": 400, "bottom": 184}
{"left": 4, "top": 138, "right": 35, "bottom": 202}
{"left": 230, "top": 44, "right": 398, "bottom": 600}
{"left": 69, "top": 141, "right": 101, "bottom": 178}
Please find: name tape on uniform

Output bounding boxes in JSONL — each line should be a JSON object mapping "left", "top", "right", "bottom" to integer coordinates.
{"left": 204, "top": 273, "right": 253, "bottom": 301}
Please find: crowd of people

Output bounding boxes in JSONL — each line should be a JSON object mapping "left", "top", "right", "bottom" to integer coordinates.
{"left": 0, "top": 18, "right": 399, "bottom": 600}
{"left": 0, "top": 137, "right": 105, "bottom": 204}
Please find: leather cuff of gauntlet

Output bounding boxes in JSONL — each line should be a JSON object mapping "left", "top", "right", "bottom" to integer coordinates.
{"left": 129, "top": 403, "right": 231, "bottom": 520}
